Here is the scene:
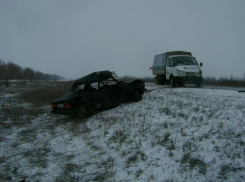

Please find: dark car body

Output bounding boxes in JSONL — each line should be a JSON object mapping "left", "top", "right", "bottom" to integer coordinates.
{"left": 51, "top": 71, "right": 145, "bottom": 118}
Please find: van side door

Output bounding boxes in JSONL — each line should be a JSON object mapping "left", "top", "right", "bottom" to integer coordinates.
{"left": 166, "top": 57, "right": 173, "bottom": 80}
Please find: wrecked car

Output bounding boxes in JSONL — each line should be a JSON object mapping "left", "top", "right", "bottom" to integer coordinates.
{"left": 51, "top": 70, "right": 145, "bottom": 118}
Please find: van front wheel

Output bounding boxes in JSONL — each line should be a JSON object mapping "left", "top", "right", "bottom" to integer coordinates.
{"left": 170, "top": 76, "right": 175, "bottom": 87}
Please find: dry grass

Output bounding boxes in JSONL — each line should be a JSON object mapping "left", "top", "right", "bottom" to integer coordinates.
{"left": 17, "top": 81, "right": 73, "bottom": 106}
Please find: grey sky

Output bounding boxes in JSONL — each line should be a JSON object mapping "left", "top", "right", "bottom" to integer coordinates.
{"left": 1, "top": 0, "right": 245, "bottom": 79}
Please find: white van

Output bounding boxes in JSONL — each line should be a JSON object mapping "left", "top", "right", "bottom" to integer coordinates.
{"left": 151, "top": 51, "right": 203, "bottom": 87}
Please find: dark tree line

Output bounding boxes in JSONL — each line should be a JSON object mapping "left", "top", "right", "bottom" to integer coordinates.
{"left": 0, "top": 59, "right": 64, "bottom": 82}
{"left": 204, "top": 75, "right": 245, "bottom": 87}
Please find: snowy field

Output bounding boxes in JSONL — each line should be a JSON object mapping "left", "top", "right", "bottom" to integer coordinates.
{"left": 1, "top": 83, "right": 245, "bottom": 181}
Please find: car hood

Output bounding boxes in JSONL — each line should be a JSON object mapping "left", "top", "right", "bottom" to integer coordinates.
{"left": 176, "top": 65, "right": 200, "bottom": 72}
{"left": 52, "top": 91, "right": 79, "bottom": 103}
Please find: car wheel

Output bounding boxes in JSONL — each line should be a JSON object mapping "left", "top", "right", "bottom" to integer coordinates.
{"left": 134, "top": 89, "right": 142, "bottom": 101}
{"left": 77, "top": 106, "right": 88, "bottom": 119}
{"left": 196, "top": 82, "right": 202, "bottom": 87}
{"left": 87, "top": 104, "right": 97, "bottom": 116}
{"left": 170, "top": 76, "right": 175, "bottom": 87}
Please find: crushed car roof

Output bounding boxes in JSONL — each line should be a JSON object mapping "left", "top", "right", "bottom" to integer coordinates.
{"left": 72, "top": 70, "right": 113, "bottom": 89}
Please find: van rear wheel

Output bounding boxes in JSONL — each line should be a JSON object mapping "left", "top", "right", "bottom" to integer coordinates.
{"left": 156, "top": 76, "right": 165, "bottom": 85}
{"left": 180, "top": 80, "right": 185, "bottom": 86}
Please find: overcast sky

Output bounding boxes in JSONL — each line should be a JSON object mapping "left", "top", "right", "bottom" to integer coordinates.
{"left": 1, "top": 0, "right": 245, "bottom": 79}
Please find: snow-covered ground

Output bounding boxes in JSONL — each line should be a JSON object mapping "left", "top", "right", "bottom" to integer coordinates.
{"left": 1, "top": 83, "right": 245, "bottom": 181}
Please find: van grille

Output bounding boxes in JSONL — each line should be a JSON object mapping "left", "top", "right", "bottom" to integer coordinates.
{"left": 186, "top": 72, "right": 196, "bottom": 76}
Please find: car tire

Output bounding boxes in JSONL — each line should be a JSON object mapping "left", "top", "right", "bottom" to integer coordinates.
{"left": 134, "top": 89, "right": 142, "bottom": 101}
{"left": 170, "top": 76, "right": 175, "bottom": 87}
{"left": 77, "top": 106, "right": 88, "bottom": 119}
{"left": 87, "top": 104, "right": 97, "bottom": 116}
{"left": 196, "top": 82, "right": 202, "bottom": 87}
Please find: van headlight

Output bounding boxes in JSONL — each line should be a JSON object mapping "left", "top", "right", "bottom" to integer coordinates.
{"left": 196, "top": 71, "right": 202, "bottom": 76}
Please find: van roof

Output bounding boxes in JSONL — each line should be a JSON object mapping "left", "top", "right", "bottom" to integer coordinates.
{"left": 168, "top": 55, "right": 193, "bottom": 58}
{"left": 165, "top": 51, "right": 192, "bottom": 58}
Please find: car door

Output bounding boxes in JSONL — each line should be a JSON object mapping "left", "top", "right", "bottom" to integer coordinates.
{"left": 166, "top": 57, "right": 173, "bottom": 80}
{"left": 99, "top": 80, "right": 122, "bottom": 110}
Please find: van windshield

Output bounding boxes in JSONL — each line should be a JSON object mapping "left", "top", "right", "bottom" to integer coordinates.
{"left": 172, "top": 56, "right": 198, "bottom": 66}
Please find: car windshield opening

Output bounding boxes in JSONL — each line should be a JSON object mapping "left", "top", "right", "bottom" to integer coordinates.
{"left": 173, "top": 56, "right": 197, "bottom": 66}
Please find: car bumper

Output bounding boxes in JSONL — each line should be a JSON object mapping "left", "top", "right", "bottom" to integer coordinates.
{"left": 175, "top": 76, "right": 203, "bottom": 83}
{"left": 50, "top": 109, "right": 73, "bottom": 115}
